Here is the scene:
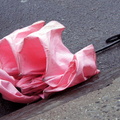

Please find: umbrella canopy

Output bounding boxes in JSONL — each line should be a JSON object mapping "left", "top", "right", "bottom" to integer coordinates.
{"left": 0, "top": 21, "right": 99, "bottom": 103}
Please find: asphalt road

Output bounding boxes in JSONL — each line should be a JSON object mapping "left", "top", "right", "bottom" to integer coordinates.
{"left": 0, "top": 0, "right": 120, "bottom": 119}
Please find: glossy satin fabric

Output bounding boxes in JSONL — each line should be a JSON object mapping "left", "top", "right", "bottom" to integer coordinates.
{"left": 0, "top": 21, "right": 99, "bottom": 103}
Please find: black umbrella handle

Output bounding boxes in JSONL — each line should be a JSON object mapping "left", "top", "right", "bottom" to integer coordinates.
{"left": 106, "top": 34, "right": 120, "bottom": 43}
{"left": 96, "top": 34, "right": 120, "bottom": 53}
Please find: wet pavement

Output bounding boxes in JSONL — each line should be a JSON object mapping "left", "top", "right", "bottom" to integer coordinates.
{"left": 27, "top": 77, "right": 120, "bottom": 120}
{"left": 0, "top": 0, "right": 120, "bottom": 119}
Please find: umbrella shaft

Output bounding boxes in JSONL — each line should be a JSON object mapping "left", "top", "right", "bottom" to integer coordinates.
{"left": 96, "top": 39, "right": 120, "bottom": 53}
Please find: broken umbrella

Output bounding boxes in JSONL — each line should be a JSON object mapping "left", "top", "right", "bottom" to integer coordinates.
{"left": 0, "top": 21, "right": 119, "bottom": 103}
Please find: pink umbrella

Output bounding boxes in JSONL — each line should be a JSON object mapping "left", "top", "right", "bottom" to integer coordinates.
{"left": 0, "top": 21, "right": 119, "bottom": 103}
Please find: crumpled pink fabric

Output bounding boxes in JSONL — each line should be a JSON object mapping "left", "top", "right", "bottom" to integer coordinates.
{"left": 0, "top": 21, "right": 99, "bottom": 103}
